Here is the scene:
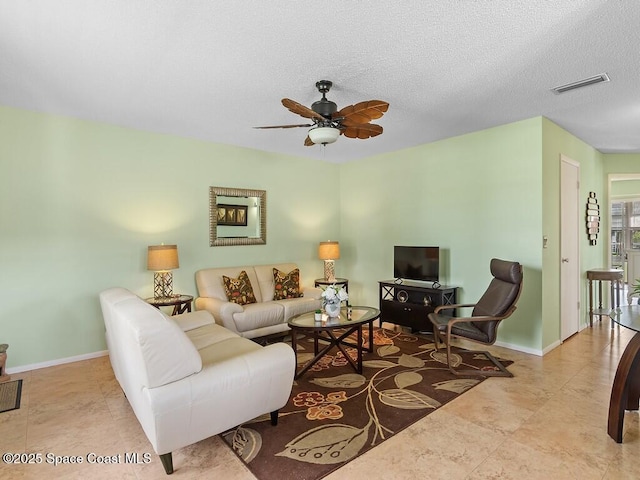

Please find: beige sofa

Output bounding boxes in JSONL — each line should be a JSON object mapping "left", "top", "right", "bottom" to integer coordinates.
{"left": 99, "top": 287, "right": 295, "bottom": 475}
{"left": 195, "top": 263, "right": 322, "bottom": 339}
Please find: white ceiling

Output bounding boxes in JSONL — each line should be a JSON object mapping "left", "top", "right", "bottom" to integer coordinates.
{"left": 1, "top": 1, "right": 639, "bottom": 163}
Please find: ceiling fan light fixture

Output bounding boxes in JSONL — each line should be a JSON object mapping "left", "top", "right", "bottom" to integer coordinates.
{"left": 308, "top": 126, "right": 340, "bottom": 145}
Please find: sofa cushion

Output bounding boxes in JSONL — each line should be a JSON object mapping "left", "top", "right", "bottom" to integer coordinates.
{"left": 254, "top": 263, "right": 299, "bottom": 301}
{"left": 185, "top": 322, "right": 240, "bottom": 350}
{"left": 231, "top": 302, "right": 284, "bottom": 334}
{"left": 273, "top": 267, "right": 303, "bottom": 300}
{"left": 195, "top": 266, "right": 263, "bottom": 303}
{"left": 222, "top": 270, "right": 257, "bottom": 305}
{"left": 172, "top": 310, "right": 216, "bottom": 332}
{"left": 276, "top": 295, "right": 323, "bottom": 321}
{"left": 198, "top": 336, "right": 263, "bottom": 365}
{"left": 115, "top": 298, "right": 202, "bottom": 389}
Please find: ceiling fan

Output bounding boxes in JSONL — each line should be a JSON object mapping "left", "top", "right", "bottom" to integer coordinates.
{"left": 255, "top": 80, "right": 389, "bottom": 146}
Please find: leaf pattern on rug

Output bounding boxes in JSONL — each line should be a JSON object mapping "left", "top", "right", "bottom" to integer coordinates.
{"left": 398, "top": 353, "right": 425, "bottom": 368}
{"left": 362, "top": 359, "right": 397, "bottom": 368}
{"left": 430, "top": 350, "right": 462, "bottom": 367}
{"left": 276, "top": 422, "right": 370, "bottom": 465}
{"left": 222, "top": 427, "right": 262, "bottom": 463}
{"left": 221, "top": 328, "right": 513, "bottom": 480}
{"left": 310, "top": 373, "right": 366, "bottom": 389}
{"left": 378, "top": 388, "right": 442, "bottom": 409}
{"left": 394, "top": 371, "right": 423, "bottom": 389}
{"left": 432, "top": 378, "right": 480, "bottom": 393}
{"left": 377, "top": 345, "right": 400, "bottom": 356}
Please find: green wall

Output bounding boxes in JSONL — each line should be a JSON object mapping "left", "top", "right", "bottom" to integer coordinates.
{"left": 610, "top": 178, "right": 640, "bottom": 199}
{"left": 603, "top": 154, "right": 640, "bottom": 174}
{"left": 0, "top": 106, "right": 340, "bottom": 368}
{"left": 0, "top": 104, "right": 614, "bottom": 369}
{"left": 340, "top": 118, "right": 544, "bottom": 352}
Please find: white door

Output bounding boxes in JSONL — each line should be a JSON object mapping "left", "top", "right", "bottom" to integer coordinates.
{"left": 560, "top": 155, "right": 580, "bottom": 340}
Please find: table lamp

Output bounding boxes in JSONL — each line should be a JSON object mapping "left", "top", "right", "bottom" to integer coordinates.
{"left": 147, "top": 244, "right": 179, "bottom": 299}
{"left": 318, "top": 241, "right": 340, "bottom": 282}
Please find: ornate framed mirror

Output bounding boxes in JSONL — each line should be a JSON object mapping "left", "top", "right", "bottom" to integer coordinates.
{"left": 209, "top": 186, "right": 266, "bottom": 246}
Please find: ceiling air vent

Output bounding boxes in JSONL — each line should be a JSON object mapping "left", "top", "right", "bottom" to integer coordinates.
{"left": 551, "top": 73, "right": 610, "bottom": 95}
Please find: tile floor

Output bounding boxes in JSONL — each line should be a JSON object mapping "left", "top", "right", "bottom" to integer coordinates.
{"left": 1, "top": 321, "right": 639, "bottom": 479}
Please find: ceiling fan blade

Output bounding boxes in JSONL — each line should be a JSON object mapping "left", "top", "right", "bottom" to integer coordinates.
{"left": 334, "top": 100, "right": 389, "bottom": 126}
{"left": 253, "top": 123, "right": 313, "bottom": 129}
{"left": 341, "top": 123, "right": 383, "bottom": 139}
{"left": 304, "top": 135, "right": 314, "bottom": 146}
{"left": 282, "top": 98, "right": 325, "bottom": 121}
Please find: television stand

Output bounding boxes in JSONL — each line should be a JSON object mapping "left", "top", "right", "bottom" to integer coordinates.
{"left": 379, "top": 280, "right": 458, "bottom": 333}
{"left": 394, "top": 278, "right": 441, "bottom": 289}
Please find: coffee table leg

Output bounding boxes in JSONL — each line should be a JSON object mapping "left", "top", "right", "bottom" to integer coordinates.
{"left": 357, "top": 326, "right": 363, "bottom": 373}
{"left": 295, "top": 330, "right": 353, "bottom": 379}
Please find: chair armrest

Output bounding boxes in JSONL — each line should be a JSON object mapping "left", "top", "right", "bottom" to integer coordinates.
{"left": 441, "top": 308, "right": 516, "bottom": 337}
{"left": 194, "top": 297, "right": 243, "bottom": 333}
{"left": 433, "top": 303, "right": 476, "bottom": 314}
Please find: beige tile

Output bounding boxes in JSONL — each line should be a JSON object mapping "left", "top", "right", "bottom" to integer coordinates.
{"left": 467, "top": 439, "right": 598, "bottom": 480}
{"left": 2, "top": 324, "right": 640, "bottom": 479}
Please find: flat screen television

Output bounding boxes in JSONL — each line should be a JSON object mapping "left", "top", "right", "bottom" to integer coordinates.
{"left": 393, "top": 246, "right": 440, "bottom": 283}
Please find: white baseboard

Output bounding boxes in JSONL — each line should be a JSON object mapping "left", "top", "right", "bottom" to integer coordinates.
{"left": 6, "top": 350, "right": 109, "bottom": 374}
{"left": 541, "top": 340, "right": 562, "bottom": 355}
{"left": 493, "top": 339, "right": 547, "bottom": 357}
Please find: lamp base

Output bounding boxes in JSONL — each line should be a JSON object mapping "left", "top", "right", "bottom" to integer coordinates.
{"left": 323, "top": 260, "right": 336, "bottom": 283}
{"left": 154, "top": 271, "right": 174, "bottom": 299}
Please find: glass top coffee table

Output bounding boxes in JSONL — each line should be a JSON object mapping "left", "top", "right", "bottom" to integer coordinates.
{"left": 288, "top": 306, "right": 380, "bottom": 379}
{"left": 607, "top": 305, "right": 640, "bottom": 442}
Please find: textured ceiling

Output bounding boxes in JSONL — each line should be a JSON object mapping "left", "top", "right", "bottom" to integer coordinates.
{"left": 1, "top": 1, "right": 639, "bottom": 163}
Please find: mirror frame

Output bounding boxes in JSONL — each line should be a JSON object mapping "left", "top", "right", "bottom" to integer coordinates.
{"left": 209, "top": 186, "right": 267, "bottom": 246}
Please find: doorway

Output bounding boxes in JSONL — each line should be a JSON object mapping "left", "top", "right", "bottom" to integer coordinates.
{"left": 560, "top": 155, "right": 580, "bottom": 340}
{"left": 609, "top": 174, "right": 640, "bottom": 304}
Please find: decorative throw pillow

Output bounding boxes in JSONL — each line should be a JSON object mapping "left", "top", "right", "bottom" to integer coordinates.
{"left": 222, "top": 270, "right": 257, "bottom": 305}
{"left": 273, "top": 268, "right": 303, "bottom": 300}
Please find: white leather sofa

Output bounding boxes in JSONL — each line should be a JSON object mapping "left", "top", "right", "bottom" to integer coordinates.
{"left": 195, "top": 263, "right": 322, "bottom": 339}
{"left": 99, "top": 287, "right": 295, "bottom": 475}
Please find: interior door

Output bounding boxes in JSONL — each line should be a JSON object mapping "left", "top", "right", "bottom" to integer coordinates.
{"left": 560, "top": 155, "right": 580, "bottom": 340}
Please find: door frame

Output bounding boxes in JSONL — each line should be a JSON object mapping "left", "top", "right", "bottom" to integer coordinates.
{"left": 560, "top": 154, "right": 580, "bottom": 341}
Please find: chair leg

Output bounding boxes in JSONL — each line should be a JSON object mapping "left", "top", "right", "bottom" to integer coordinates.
{"left": 270, "top": 410, "right": 279, "bottom": 426}
{"left": 442, "top": 330, "right": 512, "bottom": 377}
{"left": 448, "top": 349, "right": 513, "bottom": 377}
{"left": 446, "top": 338, "right": 456, "bottom": 374}
{"left": 431, "top": 328, "right": 442, "bottom": 351}
{"left": 159, "top": 452, "right": 173, "bottom": 475}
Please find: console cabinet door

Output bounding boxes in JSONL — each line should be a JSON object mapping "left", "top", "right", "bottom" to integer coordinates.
{"left": 379, "top": 281, "right": 457, "bottom": 332}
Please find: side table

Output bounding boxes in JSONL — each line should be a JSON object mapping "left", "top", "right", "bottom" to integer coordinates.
{"left": 314, "top": 278, "right": 349, "bottom": 293}
{"left": 587, "top": 269, "right": 623, "bottom": 327}
{"left": 146, "top": 295, "right": 194, "bottom": 316}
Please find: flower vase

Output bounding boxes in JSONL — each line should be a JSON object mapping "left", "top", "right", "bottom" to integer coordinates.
{"left": 324, "top": 302, "right": 341, "bottom": 318}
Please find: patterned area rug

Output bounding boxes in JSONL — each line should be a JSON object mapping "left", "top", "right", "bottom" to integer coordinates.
{"left": 221, "top": 328, "right": 512, "bottom": 480}
{"left": 0, "top": 379, "right": 23, "bottom": 414}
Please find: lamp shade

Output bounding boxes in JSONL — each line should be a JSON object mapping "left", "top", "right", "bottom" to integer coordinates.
{"left": 318, "top": 241, "right": 340, "bottom": 260}
{"left": 308, "top": 126, "right": 340, "bottom": 145}
{"left": 147, "top": 245, "right": 179, "bottom": 271}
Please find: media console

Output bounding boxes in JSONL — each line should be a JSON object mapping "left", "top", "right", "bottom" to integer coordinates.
{"left": 378, "top": 280, "right": 458, "bottom": 332}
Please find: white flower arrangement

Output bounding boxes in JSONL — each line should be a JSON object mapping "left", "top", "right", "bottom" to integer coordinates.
{"left": 321, "top": 283, "right": 348, "bottom": 306}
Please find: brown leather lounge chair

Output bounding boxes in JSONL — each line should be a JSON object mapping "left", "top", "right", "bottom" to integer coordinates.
{"left": 428, "top": 258, "right": 523, "bottom": 377}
